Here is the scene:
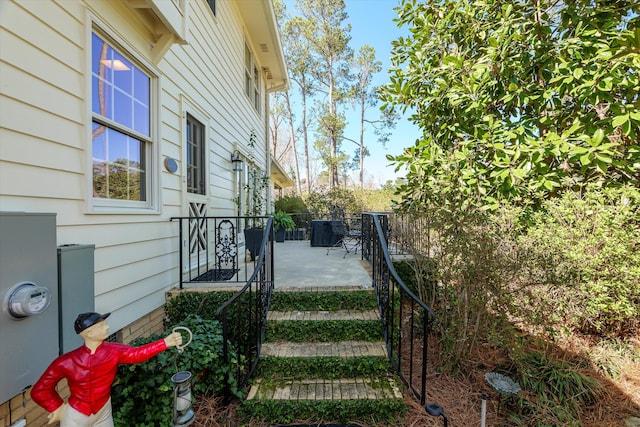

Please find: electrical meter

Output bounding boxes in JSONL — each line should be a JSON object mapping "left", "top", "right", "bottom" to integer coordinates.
{"left": 4, "top": 282, "right": 51, "bottom": 319}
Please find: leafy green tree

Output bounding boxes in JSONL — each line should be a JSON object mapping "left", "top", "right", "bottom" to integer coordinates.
{"left": 277, "top": 0, "right": 317, "bottom": 194}
{"left": 380, "top": 0, "right": 640, "bottom": 212}
{"left": 293, "top": 0, "right": 353, "bottom": 189}
{"left": 347, "top": 45, "right": 399, "bottom": 189}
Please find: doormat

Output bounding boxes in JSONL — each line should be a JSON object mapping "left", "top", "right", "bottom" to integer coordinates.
{"left": 193, "top": 268, "right": 238, "bottom": 282}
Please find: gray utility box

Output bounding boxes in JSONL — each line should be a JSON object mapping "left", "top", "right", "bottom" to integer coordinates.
{"left": 0, "top": 212, "right": 59, "bottom": 404}
{"left": 58, "top": 244, "right": 95, "bottom": 354}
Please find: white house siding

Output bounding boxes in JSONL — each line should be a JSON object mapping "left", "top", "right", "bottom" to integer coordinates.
{"left": 0, "top": 0, "right": 282, "bottom": 334}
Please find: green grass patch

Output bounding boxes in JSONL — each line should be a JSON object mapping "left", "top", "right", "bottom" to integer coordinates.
{"left": 499, "top": 351, "right": 602, "bottom": 425}
{"left": 238, "top": 395, "right": 405, "bottom": 425}
{"left": 271, "top": 290, "right": 377, "bottom": 311}
{"left": 256, "top": 356, "right": 391, "bottom": 379}
{"left": 265, "top": 320, "right": 382, "bottom": 342}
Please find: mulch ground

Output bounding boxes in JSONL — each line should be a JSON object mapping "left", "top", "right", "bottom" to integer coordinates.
{"left": 192, "top": 333, "right": 640, "bottom": 427}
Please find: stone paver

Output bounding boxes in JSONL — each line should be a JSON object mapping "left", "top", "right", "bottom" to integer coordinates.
{"left": 261, "top": 340, "right": 386, "bottom": 358}
{"left": 247, "top": 378, "right": 402, "bottom": 401}
{"left": 268, "top": 309, "right": 379, "bottom": 321}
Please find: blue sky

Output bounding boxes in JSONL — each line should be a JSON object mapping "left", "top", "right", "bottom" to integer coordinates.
{"left": 283, "top": 0, "right": 421, "bottom": 187}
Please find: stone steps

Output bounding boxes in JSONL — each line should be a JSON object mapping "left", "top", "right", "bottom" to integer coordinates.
{"left": 240, "top": 287, "right": 405, "bottom": 425}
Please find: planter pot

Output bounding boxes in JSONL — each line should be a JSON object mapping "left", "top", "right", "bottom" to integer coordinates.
{"left": 274, "top": 228, "right": 286, "bottom": 242}
{"left": 244, "top": 228, "right": 264, "bottom": 261}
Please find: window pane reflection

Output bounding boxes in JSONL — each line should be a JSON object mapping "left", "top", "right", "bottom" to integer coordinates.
{"left": 92, "top": 124, "right": 145, "bottom": 201}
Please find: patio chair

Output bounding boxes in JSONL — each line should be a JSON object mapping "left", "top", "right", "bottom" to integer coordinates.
{"left": 326, "top": 217, "right": 360, "bottom": 258}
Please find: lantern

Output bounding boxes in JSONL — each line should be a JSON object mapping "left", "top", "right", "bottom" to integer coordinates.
{"left": 171, "top": 371, "right": 195, "bottom": 427}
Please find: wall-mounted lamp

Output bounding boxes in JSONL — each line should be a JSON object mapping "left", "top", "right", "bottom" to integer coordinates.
{"left": 231, "top": 150, "right": 244, "bottom": 172}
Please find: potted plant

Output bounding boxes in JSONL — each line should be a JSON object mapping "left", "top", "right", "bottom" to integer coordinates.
{"left": 272, "top": 211, "right": 296, "bottom": 242}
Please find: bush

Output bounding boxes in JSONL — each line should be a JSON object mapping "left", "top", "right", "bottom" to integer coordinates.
{"left": 274, "top": 195, "right": 307, "bottom": 214}
{"left": 164, "top": 291, "right": 236, "bottom": 327}
{"left": 522, "top": 184, "right": 640, "bottom": 337}
{"left": 305, "top": 188, "right": 365, "bottom": 217}
{"left": 112, "top": 316, "right": 238, "bottom": 426}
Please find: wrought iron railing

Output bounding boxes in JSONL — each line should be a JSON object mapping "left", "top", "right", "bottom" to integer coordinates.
{"left": 169, "top": 215, "right": 274, "bottom": 402}
{"left": 214, "top": 217, "right": 274, "bottom": 402}
{"left": 169, "top": 216, "right": 271, "bottom": 288}
{"left": 362, "top": 212, "right": 437, "bottom": 408}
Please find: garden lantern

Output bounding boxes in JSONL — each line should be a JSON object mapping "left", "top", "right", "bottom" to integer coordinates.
{"left": 171, "top": 327, "right": 195, "bottom": 427}
{"left": 171, "top": 370, "right": 195, "bottom": 427}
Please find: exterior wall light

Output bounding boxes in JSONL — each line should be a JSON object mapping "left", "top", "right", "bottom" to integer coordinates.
{"left": 231, "top": 150, "right": 244, "bottom": 172}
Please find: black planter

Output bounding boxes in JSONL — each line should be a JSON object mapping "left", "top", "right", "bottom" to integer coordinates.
{"left": 244, "top": 228, "right": 264, "bottom": 260}
{"left": 274, "top": 228, "right": 286, "bottom": 242}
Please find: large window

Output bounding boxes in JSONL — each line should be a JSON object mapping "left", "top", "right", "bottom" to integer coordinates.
{"left": 91, "top": 32, "right": 152, "bottom": 203}
{"left": 186, "top": 114, "right": 206, "bottom": 194}
{"left": 244, "top": 42, "right": 261, "bottom": 113}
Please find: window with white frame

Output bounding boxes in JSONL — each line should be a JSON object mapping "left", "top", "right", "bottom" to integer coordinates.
{"left": 186, "top": 113, "right": 206, "bottom": 195}
{"left": 91, "top": 31, "right": 154, "bottom": 205}
{"left": 244, "top": 42, "right": 261, "bottom": 113}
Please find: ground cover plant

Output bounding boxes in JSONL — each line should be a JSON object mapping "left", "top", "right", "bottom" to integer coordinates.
{"left": 112, "top": 316, "right": 238, "bottom": 426}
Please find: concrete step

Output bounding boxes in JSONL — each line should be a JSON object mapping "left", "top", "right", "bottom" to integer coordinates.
{"left": 261, "top": 340, "right": 386, "bottom": 358}
{"left": 268, "top": 309, "right": 378, "bottom": 322}
{"left": 246, "top": 378, "right": 402, "bottom": 401}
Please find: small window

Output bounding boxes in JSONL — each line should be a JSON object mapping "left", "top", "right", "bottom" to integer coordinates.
{"left": 244, "top": 42, "right": 261, "bottom": 113}
{"left": 244, "top": 43, "right": 252, "bottom": 100}
{"left": 253, "top": 65, "right": 260, "bottom": 114}
{"left": 186, "top": 114, "right": 206, "bottom": 194}
{"left": 91, "top": 32, "right": 153, "bottom": 204}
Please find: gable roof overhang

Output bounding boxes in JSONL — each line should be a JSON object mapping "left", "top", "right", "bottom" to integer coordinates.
{"left": 271, "top": 157, "right": 294, "bottom": 189}
{"left": 236, "top": 0, "right": 290, "bottom": 93}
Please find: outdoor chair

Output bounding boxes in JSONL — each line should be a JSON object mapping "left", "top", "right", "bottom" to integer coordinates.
{"left": 326, "top": 217, "right": 361, "bottom": 258}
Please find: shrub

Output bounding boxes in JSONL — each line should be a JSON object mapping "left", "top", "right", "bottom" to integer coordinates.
{"left": 274, "top": 195, "right": 307, "bottom": 214}
{"left": 305, "top": 188, "right": 365, "bottom": 217}
{"left": 522, "top": 184, "right": 640, "bottom": 337}
{"left": 164, "top": 291, "right": 236, "bottom": 327}
{"left": 112, "top": 316, "right": 238, "bottom": 426}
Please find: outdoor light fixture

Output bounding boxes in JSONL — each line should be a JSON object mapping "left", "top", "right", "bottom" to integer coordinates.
{"left": 171, "top": 371, "right": 195, "bottom": 427}
{"left": 171, "top": 327, "right": 194, "bottom": 427}
{"left": 425, "top": 403, "right": 448, "bottom": 427}
{"left": 231, "top": 150, "right": 244, "bottom": 172}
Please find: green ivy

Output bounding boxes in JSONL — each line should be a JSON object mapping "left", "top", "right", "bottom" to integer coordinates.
{"left": 265, "top": 320, "right": 382, "bottom": 342}
{"left": 164, "top": 291, "right": 236, "bottom": 326}
{"left": 112, "top": 316, "right": 240, "bottom": 426}
{"left": 238, "top": 395, "right": 405, "bottom": 425}
{"left": 256, "top": 356, "right": 391, "bottom": 379}
{"left": 271, "top": 290, "right": 377, "bottom": 311}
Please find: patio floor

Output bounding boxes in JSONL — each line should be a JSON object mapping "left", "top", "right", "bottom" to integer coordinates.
{"left": 273, "top": 240, "right": 372, "bottom": 288}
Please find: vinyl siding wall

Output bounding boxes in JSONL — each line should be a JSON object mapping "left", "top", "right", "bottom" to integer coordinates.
{"left": 0, "top": 0, "right": 270, "bottom": 334}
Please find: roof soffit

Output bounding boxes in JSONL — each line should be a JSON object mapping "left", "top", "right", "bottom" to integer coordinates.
{"left": 235, "top": 0, "right": 289, "bottom": 92}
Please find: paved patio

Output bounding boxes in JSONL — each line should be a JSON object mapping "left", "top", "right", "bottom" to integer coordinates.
{"left": 273, "top": 240, "right": 372, "bottom": 288}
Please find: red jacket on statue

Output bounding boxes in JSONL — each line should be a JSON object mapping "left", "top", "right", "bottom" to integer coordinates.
{"left": 31, "top": 339, "right": 168, "bottom": 416}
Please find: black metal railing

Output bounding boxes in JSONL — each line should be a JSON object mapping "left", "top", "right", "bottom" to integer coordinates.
{"left": 214, "top": 217, "right": 274, "bottom": 402}
{"left": 170, "top": 216, "right": 272, "bottom": 288}
{"left": 169, "top": 215, "right": 274, "bottom": 402}
{"left": 362, "top": 212, "right": 437, "bottom": 408}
